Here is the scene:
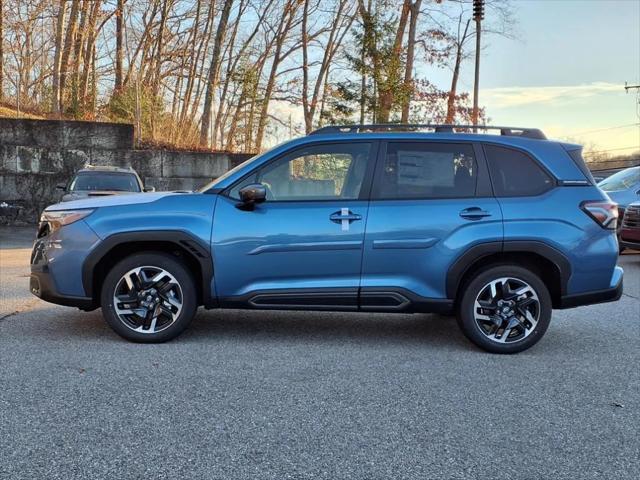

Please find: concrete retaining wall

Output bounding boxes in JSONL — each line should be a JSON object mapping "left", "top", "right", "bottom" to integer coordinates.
{"left": 0, "top": 118, "right": 252, "bottom": 223}
{"left": 0, "top": 118, "right": 135, "bottom": 150}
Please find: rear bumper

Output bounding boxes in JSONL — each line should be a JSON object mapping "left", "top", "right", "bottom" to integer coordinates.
{"left": 557, "top": 266, "right": 623, "bottom": 309}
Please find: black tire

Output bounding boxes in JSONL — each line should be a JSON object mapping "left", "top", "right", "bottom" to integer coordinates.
{"left": 100, "top": 252, "right": 197, "bottom": 343}
{"left": 456, "top": 265, "right": 552, "bottom": 354}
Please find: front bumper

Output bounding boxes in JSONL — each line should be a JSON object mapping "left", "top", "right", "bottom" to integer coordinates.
{"left": 29, "top": 220, "right": 100, "bottom": 310}
{"left": 30, "top": 266, "right": 95, "bottom": 310}
{"left": 558, "top": 266, "right": 624, "bottom": 309}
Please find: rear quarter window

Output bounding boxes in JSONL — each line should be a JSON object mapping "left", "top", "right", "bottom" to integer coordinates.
{"left": 484, "top": 145, "right": 554, "bottom": 197}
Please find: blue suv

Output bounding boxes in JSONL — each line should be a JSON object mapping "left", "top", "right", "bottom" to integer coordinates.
{"left": 30, "top": 125, "right": 623, "bottom": 353}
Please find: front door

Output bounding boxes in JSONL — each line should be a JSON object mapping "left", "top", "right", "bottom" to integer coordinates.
{"left": 212, "top": 141, "right": 376, "bottom": 310}
{"left": 361, "top": 141, "right": 503, "bottom": 307}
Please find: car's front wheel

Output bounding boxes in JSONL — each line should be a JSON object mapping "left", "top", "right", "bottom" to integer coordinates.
{"left": 101, "top": 252, "right": 197, "bottom": 342}
{"left": 457, "top": 265, "right": 552, "bottom": 354}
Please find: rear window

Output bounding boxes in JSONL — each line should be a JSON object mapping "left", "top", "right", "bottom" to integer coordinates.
{"left": 70, "top": 173, "right": 140, "bottom": 192}
{"left": 484, "top": 145, "right": 554, "bottom": 197}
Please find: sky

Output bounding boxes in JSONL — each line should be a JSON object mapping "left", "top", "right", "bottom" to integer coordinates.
{"left": 443, "top": 0, "right": 640, "bottom": 153}
{"left": 268, "top": 0, "right": 640, "bottom": 154}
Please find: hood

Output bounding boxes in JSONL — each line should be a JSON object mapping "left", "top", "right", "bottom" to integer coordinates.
{"left": 47, "top": 191, "right": 192, "bottom": 211}
{"left": 61, "top": 190, "right": 136, "bottom": 201}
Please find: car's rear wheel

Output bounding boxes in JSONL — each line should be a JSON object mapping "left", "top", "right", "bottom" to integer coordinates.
{"left": 457, "top": 265, "right": 552, "bottom": 354}
{"left": 101, "top": 252, "right": 197, "bottom": 342}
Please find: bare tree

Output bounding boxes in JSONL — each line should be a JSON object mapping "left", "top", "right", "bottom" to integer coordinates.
{"left": 52, "top": 0, "right": 67, "bottom": 113}
{"left": 114, "top": 0, "right": 125, "bottom": 91}
{"left": 200, "top": 0, "right": 235, "bottom": 147}
{"left": 401, "top": 0, "right": 422, "bottom": 123}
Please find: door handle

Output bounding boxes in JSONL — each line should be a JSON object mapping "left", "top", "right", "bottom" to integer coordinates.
{"left": 460, "top": 207, "right": 492, "bottom": 220}
{"left": 330, "top": 209, "right": 362, "bottom": 231}
{"left": 330, "top": 210, "right": 362, "bottom": 223}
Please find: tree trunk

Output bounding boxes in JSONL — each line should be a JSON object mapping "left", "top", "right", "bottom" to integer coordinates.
{"left": 0, "top": 0, "right": 3, "bottom": 102}
{"left": 400, "top": 0, "right": 421, "bottom": 123}
{"left": 199, "top": 0, "right": 234, "bottom": 147}
{"left": 301, "top": 0, "right": 311, "bottom": 133}
{"left": 114, "top": 0, "right": 124, "bottom": 91}
{"left": 377, "top": 0, "right": 410, "bottom": 123}
{"left": 80, "top": 0, "right": 100, "bottom": 110}
{"left": 52, "top": 0, "right": 68, "bottom": 114}
{"left": 59, "top": 0, "right": 80, "bottom": 111}
{"left": 446, "top": 20, "right": 470, "bottom": 124}
{"left": 254, "top": 0, "right": 300, "bottom": 151}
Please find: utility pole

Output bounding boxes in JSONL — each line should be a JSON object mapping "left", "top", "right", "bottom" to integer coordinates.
{"left": 624, "top": 82, "right": 640, "bottom": 120}
{"left": 472, "top": 0, "right": 484, "bottom": 128}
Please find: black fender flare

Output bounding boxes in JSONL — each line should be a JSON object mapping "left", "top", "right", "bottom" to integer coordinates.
{"left": 446, "top": 240, "right": 572, "bottom": 299}
{"left": 82, "top": 230, "right": 214, "bottom": 307}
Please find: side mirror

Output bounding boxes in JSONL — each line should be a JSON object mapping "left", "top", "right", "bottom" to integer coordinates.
{"left": 144, "top": 186, "right": 156, "bottom": 192}
{"left": 56, "top": 183, "right": 67, "bottom": 192}
{"left": 237, "top": 184, "right": 266, "bottom": 210}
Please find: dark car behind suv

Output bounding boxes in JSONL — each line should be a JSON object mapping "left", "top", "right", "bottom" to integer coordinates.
{"left": 57, "top": 165, "right": 152, "bottom": 202}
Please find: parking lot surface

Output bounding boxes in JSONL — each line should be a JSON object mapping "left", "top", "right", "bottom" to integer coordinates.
{"left": 1, "top": 227, "right": 639, "bottom": 479}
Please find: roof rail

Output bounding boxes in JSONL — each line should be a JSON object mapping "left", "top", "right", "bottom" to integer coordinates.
{"left": 309, "top": 124, "right": 547, "bottom": 140}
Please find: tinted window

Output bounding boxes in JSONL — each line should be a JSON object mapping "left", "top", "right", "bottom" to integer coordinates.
{"left": 598, "top": 167, "right": 640, "bottom": 192}
{"left": 70, "top": 173, "right": 140, "bottom": 192}
{"left": 229, "top": 143, "right": 371, "bottom": 201}
{"left": 484, "top": 145, "right": 553, "bottom": 197}
{"left": 567, "top": 148, "right": 595, "bottom": 184}
{"left": 372, "top": 142, "right": 476, "bottom": 199}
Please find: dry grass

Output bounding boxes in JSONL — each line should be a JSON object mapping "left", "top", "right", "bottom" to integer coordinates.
{"left": 0, "top": 105, "right": 45, "bottom": 119}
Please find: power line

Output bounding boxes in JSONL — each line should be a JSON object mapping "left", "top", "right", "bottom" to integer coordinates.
{"left": 571, "top": 123, "right": 640, "bottom": 136}
{"left": 583, "top": 146, "right": 640, "bottom": 156}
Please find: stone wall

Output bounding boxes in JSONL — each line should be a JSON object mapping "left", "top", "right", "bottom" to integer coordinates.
{"left": 0, "top": 118, "right": 252, "bottom": 223}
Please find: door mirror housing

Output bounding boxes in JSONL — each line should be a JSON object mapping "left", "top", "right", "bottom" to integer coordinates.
{"left": 144, "top": 186, "right": 156, "bottom": 192}
{"left": 237, "top": 184, "right": 267, "bottom": 210}
{"left": 56, "top": 183, "right": 67, "bottom": 192}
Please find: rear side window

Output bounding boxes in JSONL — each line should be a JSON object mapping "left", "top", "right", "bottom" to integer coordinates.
{"left": 484, "top": 145, "right": 553, "bottom": 197}
{"left": 372, "top": 142, "right": 477, "bottom": 199}
{"left": 567, "top": 148, "right": 595, "bottom": 184}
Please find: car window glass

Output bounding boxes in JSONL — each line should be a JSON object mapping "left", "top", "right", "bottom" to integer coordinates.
{"left": 373, "top": 142, "right": 476, "bottom": 199}
{"left": 598, "top": 167, "right": 640, "bottom": 192}
{"left": 70, "top": 173, "right": 140, "bottom": 192}
{"left": 229, "top": 143, "right": 371, "bottom": 201}
{"left": 484, "top": 145, "right": 553, "bottom": 197}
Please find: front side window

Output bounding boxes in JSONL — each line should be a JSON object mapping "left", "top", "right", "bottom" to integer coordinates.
{"left": 372, "top": 142, "right": 477, "bottom": 199}
{"left": 229, "top": 143, "right": 372, "bottom": 201}
{"left": 484, "top": 145, "right": 553, "bottom": 197}
{"left": 70, "top": 173, "right": 140, "bottom": 192}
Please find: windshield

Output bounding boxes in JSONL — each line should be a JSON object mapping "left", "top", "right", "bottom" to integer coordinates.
{"left": 197, "top": 154, "right": 259, "bottom": 193}
{"left": 597, "top": 167, "right": 640, "bottom": 192}
{"left": 70, "top": 172, "right": 141, "bottom": 192}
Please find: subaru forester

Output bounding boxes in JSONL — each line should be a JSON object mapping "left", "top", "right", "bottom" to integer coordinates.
{"left": 30, "top": 125, "right": 623, "bottom": 353}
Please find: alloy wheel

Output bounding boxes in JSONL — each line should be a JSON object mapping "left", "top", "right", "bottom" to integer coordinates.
{"left": 112, "top": 266, "right": 183, "bottom": 334}
{"left": 473, "top": 277, "right": 540, "bottom": 344}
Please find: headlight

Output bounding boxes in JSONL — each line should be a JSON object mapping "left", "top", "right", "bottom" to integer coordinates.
{"left": 39, "top": 209, "right": 94, "bottom": 234}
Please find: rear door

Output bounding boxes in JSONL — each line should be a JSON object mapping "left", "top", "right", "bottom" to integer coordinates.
{"left": 360, "top": 140, "right": 503, "bottom": 307}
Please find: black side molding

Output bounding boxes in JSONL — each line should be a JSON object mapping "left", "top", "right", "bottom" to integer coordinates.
{"left": 219, "top": 287, "right": 454, "bottom": 314}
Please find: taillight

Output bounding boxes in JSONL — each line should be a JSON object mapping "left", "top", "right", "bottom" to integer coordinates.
{"left": 581, "top": 201, "right": 619, "bottom": 229}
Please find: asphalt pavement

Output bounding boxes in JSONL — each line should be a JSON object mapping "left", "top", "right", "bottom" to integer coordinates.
{"left": 1, "top": 226, "right": 639, "bottom": 479}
